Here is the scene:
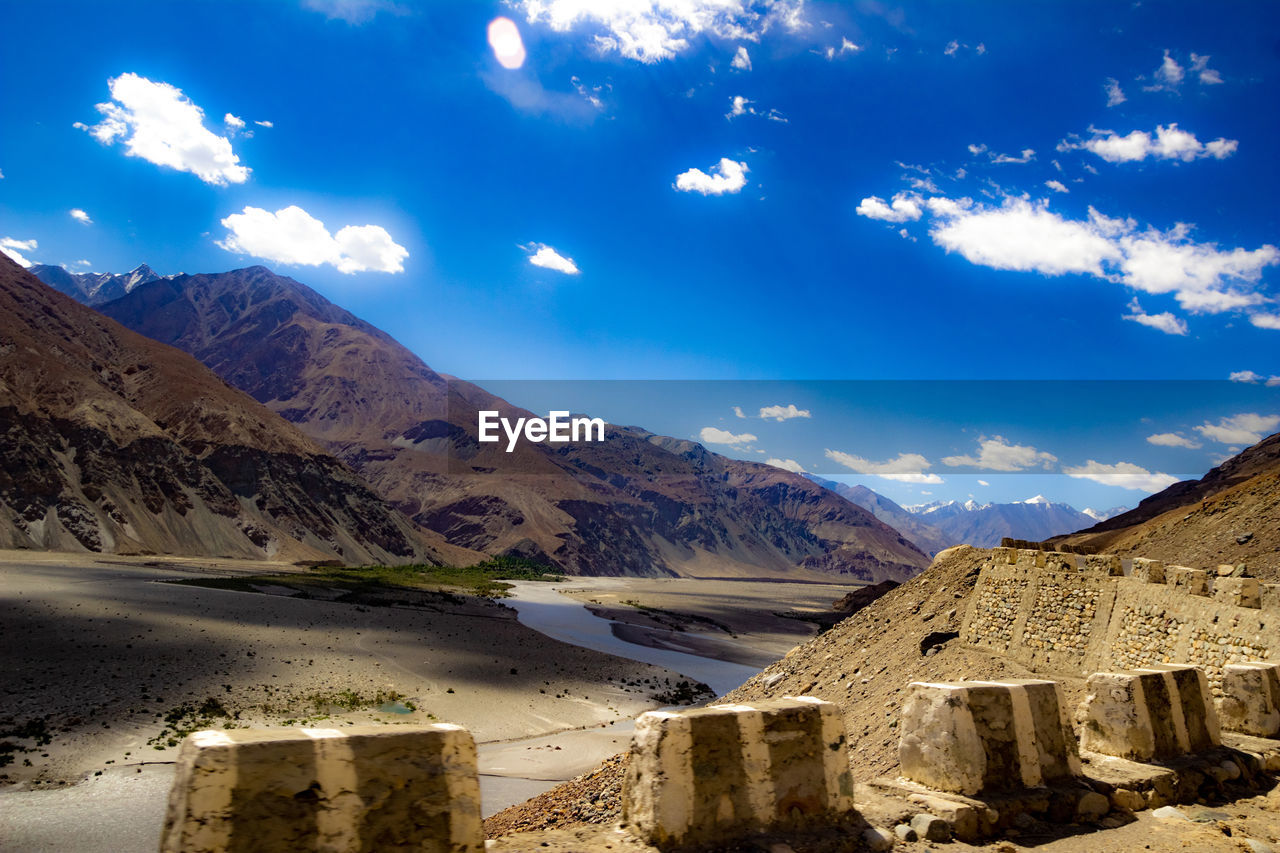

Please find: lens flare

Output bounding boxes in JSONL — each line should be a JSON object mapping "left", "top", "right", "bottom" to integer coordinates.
{"left": 487, "top": 17, "right": 526, "bottom": 70}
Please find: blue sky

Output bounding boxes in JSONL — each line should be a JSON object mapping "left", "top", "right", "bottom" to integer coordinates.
{"left": 2, "top": 0, "right": 1278, "bottom": 510}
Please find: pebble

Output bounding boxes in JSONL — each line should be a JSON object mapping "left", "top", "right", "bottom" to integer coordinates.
{"left": 894, "top": 823, "right": 918, "bottom": 842}
{"left": 1152, "top": 805, "right": 1188, "bottom": 821}
{"left": 910, "top": 812, "right": 950, "bottom": 842}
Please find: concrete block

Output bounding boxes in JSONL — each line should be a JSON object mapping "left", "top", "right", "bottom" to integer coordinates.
{"left": 1214, "top": 577, "right": 1262, "bottom": 609}
{"left": 1080, "top": 665, "right": 1221, "bottom": 761}
{"left": 1166, "top": 566, "right": 1209, "bottom": 596}
{"left": 1084, "top": 554, "right": 1123, "bottom": 576}
{"left": 1219, "top": 662, "right": 1280, "bottom": 738}
{"left": 622, "top": 697, "right": 854, "bottom": 849}
{"left": 1131, "top": 558, "right": 1165, "bottom": 584}
{"left": 159, "top": 724, "right": 484, "bottom": 853}
{"left": 899, "top": 679, "right": 1080, "bottom": 796}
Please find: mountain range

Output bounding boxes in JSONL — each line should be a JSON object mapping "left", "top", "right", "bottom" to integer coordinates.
{"left": 0, "top": 254, "right": 466, "bottom": 565}
{"left": 900, "top": 494, "right": 1102, "bottom": 549}
{"left": 28, "top": 262, "right": 928, "bottom": 581}
{"left": 29, "top": 263, "right": 169, "bottom": 306}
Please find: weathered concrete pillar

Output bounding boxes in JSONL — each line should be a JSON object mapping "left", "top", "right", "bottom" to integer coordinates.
{"left": 898, "top": 679, "right": 1080, "bottom": 796}
{"left": 1084, "top": 554, "right": 1123, "bottom": 576}
{"left": 1219, "top": 662, "right": 1280, "bottom": 738}
{"left": 622, "top": 697, "right": 854, "bottom": 849}
{"left": 1080, "top": 665, "right": 1221, "bottom": 761}
{"left": 160, "top": 724, "right": 483, "bottom": 853}
{"left": 1130, "top": 558, "right": 1165, "bottom": 584}
{"left": 1213, "top": 577, "right": 1262, "bottom": 609}
{"left": 1166, "top": 566, "right": 1209, "bottom": 596}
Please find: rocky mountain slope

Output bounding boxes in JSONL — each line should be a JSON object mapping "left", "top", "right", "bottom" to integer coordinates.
{"left": 82, "top": 265, "right": 928, "bottom": 581}
{"left": 807, "top": 477, "right": 952, "bottom": 556}
{"left": 903, "top": 495, "right": 1098, "bottom": 548}
{"left": 29, "top": 263, "right": 164, "bottom": 306}
{"left": 1054, "top": 431, "right": 1280, "bottom": 582}
{"left": 0, "top": 255, "right": 467, "bottom": 565}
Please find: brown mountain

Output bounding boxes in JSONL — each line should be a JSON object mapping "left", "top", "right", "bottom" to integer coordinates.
{"left": 89, "top": 265, "right": 928, "bottom": 581}
{"left": 1052, "top": 431, "right": 1280, "bottom": 582}
{"left": 0, "top": 255, "right": 469, "bottom": 565}
{"left": 806, "top": 477, "right": 953, "bottom": 556}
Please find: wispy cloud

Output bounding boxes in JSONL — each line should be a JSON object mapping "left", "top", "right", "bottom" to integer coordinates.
{"left": 1146, "top": 432, "right": 1201, "bottom": 449}
{"left": 1124, "top": 298, "right": 1188, "bottom": 336}
{"left": 941, "top": 436, "right": 1057, "bottom": 471}
{"left": 700, "top": 426, "right": 757, "bottom": 446}
{"left": 824, "top": 449, "right": 942, "bottom": 483}
{"left": 1194, "top": 413, "right": 1280, "bottom": 445}
{"left": 69, "top": 208, "right": 93, "bottom": 225}
{"left": 1063, "top": 460, "right": 1179, "bottom": 492}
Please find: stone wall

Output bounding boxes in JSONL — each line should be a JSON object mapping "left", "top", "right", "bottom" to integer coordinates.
{"left": 962, "top": 548, "right": 1276, "bottom": 692}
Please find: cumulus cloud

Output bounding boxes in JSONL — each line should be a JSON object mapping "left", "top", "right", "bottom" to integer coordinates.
{"left": 69, "top": 208, "right": 93, "bottom": 225}
{"left": 919, "top": 195, "right": 1278, "bottom": 317}
{"left": 675, "top": 158, "right": 748, "bottom": 195}
{"left": 79, "top": 73, "right": 249, "bottom": 186}
{"left": 732, "top": 406, "right": 747, "bottom": 418}
{"left": 1123, "top": 298, "right": 1188, "bottom": 335}
{"left": 1146, "top": 432, "right": 1201, "bottom": 449}
{"left": 1148, "top": 50, "right": 1184, "bottom": 91}
{"left": 856, "top": 192, "right": 922, "bottom": 223}
{"left": 0, "top": 237, "right": 36, "bottom": 267}
{"left": 941, "top": 436, "right": 1057, "bottom": 471}
{"left": 1250, "top": 314, "right": 1280, "bottom": 331}
{"left": 766, "top": 457, "right": 805, "bottom": 473}
{"left": 517, "top": 0, "right": 804, "bottom": 63}
{"left": 1044, "top": 179, "right": 1069, "bottom": 194}
{"left": 1229, "top": 370, "right": 1280, "bottom": 385}
{"left": 758, "top": 403, "right": 810, "bottom": 421}
{"left": 1063, "top": 460, "right": 1179, "bottom": 492}
{"left": 824, "top": 449, "right": 942, "bottom": 483}
{"left": 217, "top": 205, "right": 407, "bottom": 274}
{"left": 1059, "top": 124, "right": 1237, "bottom": 164}
{"left": 1190, "top": 53, "right": 1223, "bottom": 85}
{"left": 525, "top": 243, "right": 580, "bottom": 274}
{"left": 731, "top": 45, "right": 752, "bottom": 70}
{"left": 1104, "top": 77, "right": 1126, "bottom": 107}
{"left": 224, "top": 113, "right": 245, "bottom": 130}
{"left": 1194, "top": 413, "right": 1280, "bottom": 446}
{"left": 700, "top": 426, "right": 757, "bottom": 446}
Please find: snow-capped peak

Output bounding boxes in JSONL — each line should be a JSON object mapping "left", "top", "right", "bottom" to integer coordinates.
{"left": 1023, "top": 494, "right": 1051, "bottom": 505}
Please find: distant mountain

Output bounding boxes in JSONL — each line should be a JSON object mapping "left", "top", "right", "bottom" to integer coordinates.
{"left": 0, "top": 254, "right": 465, "bottom": 565}
{"left": 1082, "top": 505, "right": 1129, "bottom": 522}
{"left": 80, "top": 265, "right": 928, "bottom": 581}
{"left": 901, "top": 495, "right": 1097, "bottom": 548}
{"left": 1053, "top": 432, "right": 1280, "bottom": 582}
{"left": 805, "top": 477, "right": 952, "bottom": 557}
{"left": 28, "top": 263, "right": 168, "bottom": 306}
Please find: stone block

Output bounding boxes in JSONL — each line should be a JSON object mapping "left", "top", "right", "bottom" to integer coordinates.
{"left": 622, "top": 697, "right": 854, "bottom": 849}
{"left": 159, "top": 724, "right": 484, "bottom": 853}
{"left": 1017, "top": 549, "right": 1046, "bottom": 568}
{"left": 990, "top": 547, "right": 1016, "bottom": 565}
{"left": 1166, "top": 566, "right": 1209, "bottom": 596}
{"left": 1080, "top": 665, "right": 1221, "bottom": 761}
{"left": 1214, "top": 577, "right": 1263, "bottom": 609}
{"left": 1131, "top": 558, "right": 1165, "bottom": 584}
{"left": 1219, "top": 662, "right": 1280, "bottom": 738}
{"left": 1084, "top": 554, "right": 1123, "bottom": 576}
{"left": 898, "top": 679, "right": 1080, "bottom": 796}
{"left": 1045, "top": 552, "right": 1078, "bottom": 572}
{"left": 1261, "top": 584, "right": 1280, "bottom": 613}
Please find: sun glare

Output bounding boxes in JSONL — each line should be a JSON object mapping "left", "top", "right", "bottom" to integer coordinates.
{"left": 487, "top": 16, "right": 526, "bottom": 70}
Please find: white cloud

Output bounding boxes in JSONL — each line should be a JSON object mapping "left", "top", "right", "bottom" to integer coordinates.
{"left": 725, "top": 95, "right": 786, "bottom": 122}
{"left": 0, "top": 237, "right": 36, "bottom": 267}
{"left": 1194, "top": 413, "right": 1280, "bottom": 446}
{"left": 824, "top": 449, "right": 942, "bottom": 483}
{"left": 518, "top": 0, "right": 804, "bottom": 64}
{"left": 526, "top": 243, "right": 580, "bottom": 274}
{"left": 1060, "top": 124, "right": 1238, "bottom": 164}
{"left": 1146, "top": 432, "right": 1201, "bottom": 449}
{"left": 1044, "top": 179, "right": 1068, "bottom": 194}
{"left": 977, "top": 479, "right": 990, "bottom": 486}
{"left": 80, "top": 73, "right": 249, "bottom": 186}
{"left": 732, "top": 405, "right": 747, "bottom": 419}
{"left": 255, "top": 120, "right": 274, "bottom": 128}
{"left": 967, "top": 143, "right": 1035, "bottom": 164}
{"left": 217, "top": 205, "right": 408, "bottom": 274}
{"left": 1104, "top": 77, "right": 1126, "bottom": 107}
{"left": 572, "top": 76, "right": 606, "bottom": 110}
{"left": 766, "top": 457, "right": 805, "bottom": 473}
{"left": 1148, "top": 49, "right": 1185, "bottom": 91}
{"left": 1123, "top": 298, "right": 1188, "bottom": 336}
{"left": 731, "top": 45, "right": 752, "bottom": 70}
{"left": 302, "top": 0, "right": 404, "bottom": 24}
{"left": 919, "top": 195, "right": 1278, "bottom": 316}
{"left": 1190, "top": 53, "right": 1223, "bottom": 85}
{"left": 1230, "top": 370, "right": 1264, "bottom": 383}
{"left": 700, "top": 426, "right": 757, "bottom": 446}
{"left": 224, "top": 113, "right": 245, "bottom": 130}
{"left": 758, "top": 403, "right": 810, "bottom": 421}
{"left": 856, "top": 192, "right": 922, "bottom": 223}
{"left": 675, "top": 158, "right": 748, "bottom": 195}
{"left": 940, "top": 436, "right": 1057, "bottom": 471}
{"left": 69, "top": 208, "right": 93, "bottom": 225}
{"left": 1064, "top": 460, "right": 1179, "bottom": 493}
{"left": 1249, "top": 314, "right": 1280, "bottom": 331}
